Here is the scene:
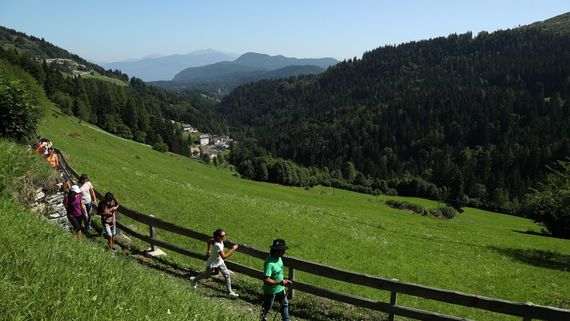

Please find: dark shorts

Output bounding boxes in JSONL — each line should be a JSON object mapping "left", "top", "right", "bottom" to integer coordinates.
{"left": 68, "top": 215, "right": 84, "bottom": 233}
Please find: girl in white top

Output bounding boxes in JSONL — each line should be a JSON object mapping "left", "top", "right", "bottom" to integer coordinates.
{"left": 190, "top": 229, "right": 239, "bottom": 298}
{"left": 78, "top": 174, "right": 97, "bottom": 233}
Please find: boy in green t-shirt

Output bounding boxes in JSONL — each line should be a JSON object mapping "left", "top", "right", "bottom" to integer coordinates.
{"left": 260, "top": 239, "right": 291, "bottom": 321}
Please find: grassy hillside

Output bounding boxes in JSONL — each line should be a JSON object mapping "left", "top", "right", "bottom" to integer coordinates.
{"left": 0, "top": 140, "right": 253, "bottom": 321}
{"left": 39, "top": 109, "right": 570, "bottom": 320}
{"left": 70, "top": 70, "right": 127, "bottom": 86}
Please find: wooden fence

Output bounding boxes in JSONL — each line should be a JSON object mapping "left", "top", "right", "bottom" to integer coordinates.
{"left": 56, "top": 149, "right": 570, "bottom": 321}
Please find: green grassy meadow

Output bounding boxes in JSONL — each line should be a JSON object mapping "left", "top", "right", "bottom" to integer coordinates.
{"left": 71, "top": 70, "right": 128, "bottom": 86}
{"left": 39, "top": 108, "right": 570, "bottom": 320}
{"left": 0, "top": 140, "right": 254, "bottom": 321}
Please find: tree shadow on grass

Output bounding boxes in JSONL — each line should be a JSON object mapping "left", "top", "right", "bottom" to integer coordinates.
{"left": 488, "top": 246, "right": 570, "bottom": 272}
{"left": 512, "top": 229, "right": 548, "bottom": 237}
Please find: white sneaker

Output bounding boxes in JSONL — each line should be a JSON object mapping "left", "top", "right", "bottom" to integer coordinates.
{"left": 229, "top": 291, "right": 239, "bottom": 298}
{"left": 189, "top": 276, "right": 197, "bottom": 289}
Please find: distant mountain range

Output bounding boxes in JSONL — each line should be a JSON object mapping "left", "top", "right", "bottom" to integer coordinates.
{"left": 150, "top": 52, "right": 338, "bottom": 96}
{"left": 102, "top": 49, "right": 239, "bottom": 81}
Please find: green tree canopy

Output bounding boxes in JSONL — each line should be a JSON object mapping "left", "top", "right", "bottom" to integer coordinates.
{"left": 524, "top": 159, "right": 570, "bottom": 238}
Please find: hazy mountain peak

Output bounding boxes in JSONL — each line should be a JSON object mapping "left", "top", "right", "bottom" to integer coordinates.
{"left": 102, "top": 49, "right": 239, "bottom": 81}
{"left": 233, "top": 52, "right": 337, "bottom": 69}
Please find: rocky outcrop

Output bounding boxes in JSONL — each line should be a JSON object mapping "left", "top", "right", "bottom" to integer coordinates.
{"left": 31, "top": 182, "right": 69, "bottom": 229}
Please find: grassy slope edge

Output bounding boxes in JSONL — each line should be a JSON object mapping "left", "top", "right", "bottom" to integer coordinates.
{"left": 0, "top": 140, "right": 251, "bottom": 321}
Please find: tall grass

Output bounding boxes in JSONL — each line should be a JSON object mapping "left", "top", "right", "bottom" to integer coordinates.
{"left": 38, "top": 108, "right": 570, "bottom": 320}
{"left": 0, "top": 140, "right": 252, "bottom": 321}
{"left": 0, "top": 139, "right": 57, "bottom": 202}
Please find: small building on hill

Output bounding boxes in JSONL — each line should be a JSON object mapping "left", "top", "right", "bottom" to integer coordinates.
{"left": 199, "top": 134, "right": 210, "bottom": 146}
{"left": 182, "top": 124, "right": 198, "bottom": 133}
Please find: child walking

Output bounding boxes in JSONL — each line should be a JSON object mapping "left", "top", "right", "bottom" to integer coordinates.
{"left": 190, "top": 229, "right": 239, "bottom": 298}
{"left": 260, "top": 239, "right": 291, "bottom": 321}
{"left": 98, "top": 192, "right": 119, "bottom": 250}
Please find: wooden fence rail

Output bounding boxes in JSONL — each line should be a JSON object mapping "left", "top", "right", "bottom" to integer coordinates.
{"left": 55, "top": 149, "right": 570, "bottom": 321}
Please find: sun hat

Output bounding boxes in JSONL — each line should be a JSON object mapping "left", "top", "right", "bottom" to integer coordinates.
{"left": 269, "top": 239, "right": 289, "bottom": 250}
{"left": 71, "top": 185, "right": 81, "bottom": 193}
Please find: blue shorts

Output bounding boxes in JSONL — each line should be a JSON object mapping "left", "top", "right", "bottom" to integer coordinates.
{"left": 104, "top": 224, "right": 117, "bottom": 237}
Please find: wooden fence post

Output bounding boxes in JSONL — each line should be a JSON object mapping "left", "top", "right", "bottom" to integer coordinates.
{"left": 388, "top": 290, "right": 398, "bottom": 321}
{"left": 149, "top": 215, "right": 157, "bottom": 251}
{"left": 522, "top": 301, "right": 533, "bottom": 321}
{"left": 288, "top": 267, "right": 296, "bottom": 300}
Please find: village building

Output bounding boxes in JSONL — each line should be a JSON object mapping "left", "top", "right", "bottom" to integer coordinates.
{"left": 199, "top": 134, "right": 210, "bottom": 146}
{"left": 190, "top": 145, "right": 201, "bottom": 158}
{"left": 181, "top": 124, "right": 198, "bottom": 133}
{"left": 200, "top": 145, "right": 219, "bottom": 159}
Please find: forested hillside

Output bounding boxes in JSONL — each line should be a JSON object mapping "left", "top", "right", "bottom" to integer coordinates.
{"left": 218, "top": 14, "right": 570, "bottom": 212}
{"left": 0, "top": 26, "right": 125, "bottom": 81}
{"left": 0, "top": 31, "right": 227, "bottom": 155}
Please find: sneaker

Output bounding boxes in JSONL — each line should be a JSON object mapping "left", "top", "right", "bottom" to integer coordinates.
{"left": 229, "top": 291, "right": 239, "bottom": 298}
{"left": 189, "top": 276, "right": 197, "bottom": 289}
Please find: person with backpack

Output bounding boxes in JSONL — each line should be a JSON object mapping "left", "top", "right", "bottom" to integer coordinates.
{"left": 77, "top": 174, "right": 97, "bottom": 234}
{"left": 63, "top": 185, "right": 88, "bottom": 239}
{"left": 260, "top": 239, "right": 291, "bottom": 321}
{"left": 190, "top": 229, "right": 239, "bottom": 298}
{"left": 98, "top": 192, "right": 119, "bottom": 250}
{"left": 46, "top": 147, "right": 59, "bottom": 169}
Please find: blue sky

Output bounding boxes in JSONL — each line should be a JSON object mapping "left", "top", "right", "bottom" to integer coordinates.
{"left": 1, "top": 0, "right": 569, "bottom": 63}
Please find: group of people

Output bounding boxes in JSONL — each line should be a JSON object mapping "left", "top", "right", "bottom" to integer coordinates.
{"left": 33, "top": 137, "right": 59, "bottom": 169}
{"left": 62, "top": 173, "right": 119, "bottom": 250}
{"left": 35, "top": 143, "right": 291, "bottom": 320}
{"left": 191, "top": 229, "right": 292, "bottom": 321}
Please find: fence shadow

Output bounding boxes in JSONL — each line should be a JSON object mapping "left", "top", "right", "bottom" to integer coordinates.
{"left": 488, "top": 246, "right": 570, "bottom": 272}
{"left": 114, "top": 242, "right": 384, "bottom": 321}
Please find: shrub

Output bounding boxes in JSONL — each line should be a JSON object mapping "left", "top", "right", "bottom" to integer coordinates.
{"left": 0, "top": 60, "right": 48, "bottom": 143}
{"left": 438, "top": 206, "right": 458, "bottom": 219}
{"left": 237, "top": 159, "right": 254, "bottom": 178}
{"left": 523, "top": 159, "right": 570, "bottom": 238}
{"left": 0, "top": 78, "right": 40, "bottom": 143}
{"left": 152, "top": 141, "right": 168, "bottom": 153}
{"left": 385, "top": 200, "right": 425, "bottom": 214}
{"left": 385, "top": 199, "right": 458, "bottom": 219}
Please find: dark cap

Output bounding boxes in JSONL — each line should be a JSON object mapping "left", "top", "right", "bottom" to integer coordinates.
{"left": 270, "top": 239, "right": 289, "bottom": 250}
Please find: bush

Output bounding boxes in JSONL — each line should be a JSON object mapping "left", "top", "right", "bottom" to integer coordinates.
{"left": 0, "top": 59, "right": 49, "bottom": 143}
{"left": 385, "top": 200, "right": 425, "bottom": 214}
{"left": 385, "top": 199, "right": 458, "bottom": 219}
{"left": 438, "top": 206, "right": 458, "bottom": 219}
{"left": 237, "top": 159, "right": 254, "bottom": 178}
{"left": 523, "top": 159, "right": 570, "bottom": 238}
{"left": 152, "top": 142, "right": 168, "bottom": 153}
{"left": 0, "top": 78, "right": 40, "bottom": 143}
